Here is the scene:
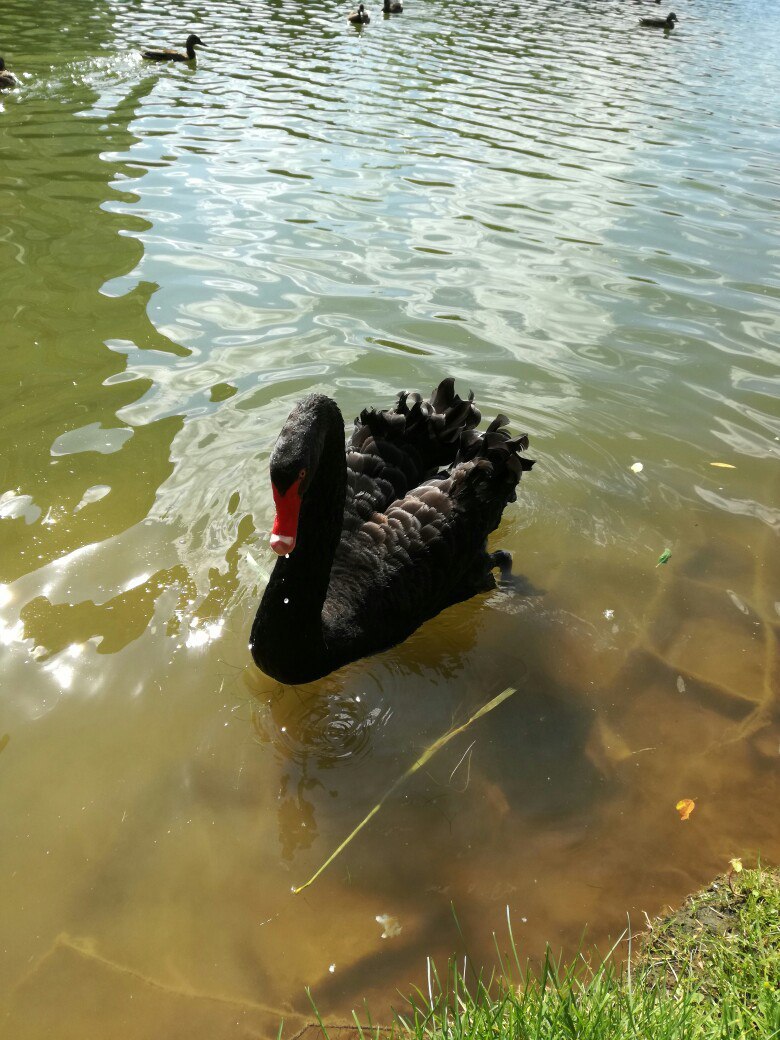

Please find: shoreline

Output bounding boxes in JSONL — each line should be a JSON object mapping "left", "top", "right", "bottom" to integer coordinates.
{"left": 303, "top": 864, "right": 779, "bottom": 1040}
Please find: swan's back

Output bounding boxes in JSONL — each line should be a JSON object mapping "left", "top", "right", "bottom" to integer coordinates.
{"left": 344, "top": 378, "right": 480, "bottom": 521}
{"left": 326, "top": 382, "right": 533, "bottom": 646}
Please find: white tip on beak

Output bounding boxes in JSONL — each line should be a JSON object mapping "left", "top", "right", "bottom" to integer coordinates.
{"left": 270, "top": 533, "right": 296, "bottom": 556}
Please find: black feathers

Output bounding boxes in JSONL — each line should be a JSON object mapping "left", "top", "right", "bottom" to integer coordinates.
{"left": 250, "top": 379, "right": 534, "bottom": 684}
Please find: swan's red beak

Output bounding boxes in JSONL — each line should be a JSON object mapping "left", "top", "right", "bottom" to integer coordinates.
{"left": 270, "top": 477, "right": 302, "bottom": 556}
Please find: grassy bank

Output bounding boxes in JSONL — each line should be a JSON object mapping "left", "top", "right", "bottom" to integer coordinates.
{"left": 395, "top": 867, "right": 780, "bottom": 1040}
{"left": 309, "top": 866, "right": 779, "bottom": 1040}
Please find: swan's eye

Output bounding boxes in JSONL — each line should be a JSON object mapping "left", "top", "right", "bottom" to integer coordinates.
{"left": 298, "top": 468, "right": 307, "bottom": 482}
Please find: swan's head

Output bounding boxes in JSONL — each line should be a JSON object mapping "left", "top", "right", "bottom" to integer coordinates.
{"left": 186, "top": 34, "right": 205, "bottom": 49}
{"left": 269, "top": 435, "right": 311, "bottom": 555}
{"left": 667, "top": 12, "right": 677, "bottom": 23}
{"left": 268, "top": 394, "right": 340, "bottom": 556}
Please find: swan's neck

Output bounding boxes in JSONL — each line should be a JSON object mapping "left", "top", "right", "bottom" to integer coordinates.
{"left": 252, "top": 414, "right": 346, "bottom": 683}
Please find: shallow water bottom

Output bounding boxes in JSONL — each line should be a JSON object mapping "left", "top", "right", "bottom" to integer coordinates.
{"left": 3, "top": 501, "right": 778, "bottom": 1039}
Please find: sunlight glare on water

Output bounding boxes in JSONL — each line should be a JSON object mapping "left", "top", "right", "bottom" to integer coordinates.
{"left": 1, "top": 0, "right": 779, "bottom": 1035}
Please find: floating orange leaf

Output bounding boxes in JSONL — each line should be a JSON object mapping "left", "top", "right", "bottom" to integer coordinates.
{"left": 676, "top": 798, "right": 695, "bottom": 821}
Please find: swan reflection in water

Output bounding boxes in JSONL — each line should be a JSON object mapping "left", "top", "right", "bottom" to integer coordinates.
{"left": 245, "top": 596, "right": 609, "bottom": 1015}
{"left": 246, "top": 573, "right": 606, "bottom": 881}
{"left": 251, "top": 679, "right": 390, "bottom": 860}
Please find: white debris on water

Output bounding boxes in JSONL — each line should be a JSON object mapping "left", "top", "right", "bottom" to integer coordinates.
{"left": 376, "top": 913, "right": 402, "bottom": 939}
{"left": 726, "top": 589, "right": 749, "bottom": 615}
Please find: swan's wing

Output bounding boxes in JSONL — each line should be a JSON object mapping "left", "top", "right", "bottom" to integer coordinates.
{"left": 328, "top": 472, "right": 464, "bottom": 629}
{"left": 329, "top": 413, "right": 534, "bottom": 622}
{"left": 345, "top": 378, "right": 482, "bottom": 520}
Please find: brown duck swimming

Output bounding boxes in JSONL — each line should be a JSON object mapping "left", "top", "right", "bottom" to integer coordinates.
{"left": 384, "top": 0, "right": 404, "bottom": 12}
{"left": 639, "top": 12, "right": 677, "bottom": 28}
{"left": 348, "top": 4, "right": 371, "bottom": 24}
{"left": 142, "top": 33, "right": 205, "bottom": 62}
{"left": 250, "top": 379, "right": 534, "bottom": 685}
{"left": 0, "top": 57, "right": 19, "bottom": 89}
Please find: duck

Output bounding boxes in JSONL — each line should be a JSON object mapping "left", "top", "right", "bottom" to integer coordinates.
{"left": 0, "top": 57, "right": 19, "bottom": 89}
{"left": 250, "top": 379, "right": 534, "bottom": 685}
{"left": 141, "top": 33, "right": 205, "bottom": 62}
{"left": 639, "top": 12, "right": 677, "bottom": 27}
{"left": 383, "top": 0, "right": 404, "bottom": 12}
{"left": 348, "top": 4, "right": 371, "bottom": 24}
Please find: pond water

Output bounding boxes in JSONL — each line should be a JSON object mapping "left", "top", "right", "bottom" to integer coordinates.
{"left": 1, "top": 0, "right": 778, "bottom": 1035}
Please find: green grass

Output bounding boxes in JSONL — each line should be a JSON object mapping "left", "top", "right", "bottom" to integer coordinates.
{"left": 637, "top": 865, "right": 780, "bottom": 1029}
{"left": 311, "top": 867, "right": 780, "bottom": 1040}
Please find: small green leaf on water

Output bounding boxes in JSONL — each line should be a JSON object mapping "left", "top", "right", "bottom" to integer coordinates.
{"left": 656, "top": 549, "right": 672, "bottom": 568}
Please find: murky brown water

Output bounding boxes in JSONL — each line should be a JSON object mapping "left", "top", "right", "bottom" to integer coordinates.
{"left": 1, "top": 0, "right": 778, "bottom": 1035}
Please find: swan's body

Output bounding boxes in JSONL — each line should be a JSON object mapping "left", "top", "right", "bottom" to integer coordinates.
{"left": 0, "top": 57, "right": 19, "bottom": 89}
{"left": 142, "top": 33, "right": 205, "bottom": 61}
{"left": 250, "top": 380, "right": 533, "bottom": 684}
{"left": 348, "top": 4, "right": 371, "bottom": 24}
{"left": 639, "top": 12, "right": 677, "bottom": 27}
{"left": 384, "top": 0, "right": 404, "bottom": 12}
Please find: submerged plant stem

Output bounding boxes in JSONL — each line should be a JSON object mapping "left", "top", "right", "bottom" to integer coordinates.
{"left": 292, "top": 687, "right": 517, "bottom": 894}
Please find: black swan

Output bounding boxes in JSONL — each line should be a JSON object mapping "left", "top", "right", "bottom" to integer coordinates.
{"left": 250, "top": 380, "right": 534, "bottom": 684}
